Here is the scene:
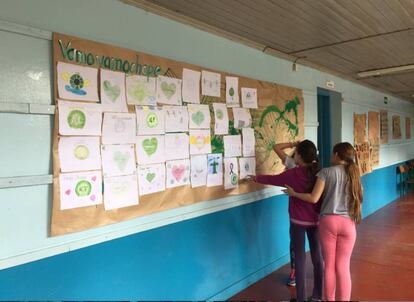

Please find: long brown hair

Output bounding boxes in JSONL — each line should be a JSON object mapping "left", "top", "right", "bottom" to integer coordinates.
{"left": 296, "top": 140, "right": 320, "bottom": 192}
{"left": 333, "top": 142, "right": 363, "bottom": 223}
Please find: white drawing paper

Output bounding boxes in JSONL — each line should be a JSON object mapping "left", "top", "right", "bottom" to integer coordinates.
{"left": 59, "top": 170, "right": 102, "bottom": 210}
{"left": 224, "top": 135, "right": 242, "bottom": 158}
{"left": 213, "top": 103, "right": 229, "bottom": 135}
{"left": 241, "top": 87, "right": 258, "bottom": 109}
{"left": 100, "top": 69, "right": 128, "bottom": 112}
{"left": 136, "top": 106, "right": 165, "bottom": 135}
{"left": 57, "top": 62, "right": 99, "bottom": 102}
{"left": 239, "top": 157, "right": 256, "bottom": 179}
{"left": 156, "top": 76, "right": 182, "bottom": 105}
{"left": 225, "top": 76, "right": 240, "bottom": 108}
{"left": 207, "top": 153, "right": 223, "bottom": 187}
{"left": 242, "top": 127, "right": 256, "bottom": 157}
{"left": 102, "top": 112, "right": 136, "bottom": 144}
{"left": 58, "top": 136, "right": 101, "bottom": 172}
{"left": 165, "top": 133, "right": 190, "bottom": 160}
{"left": 224, "top": 157, "right": 239, "bottom": 190}
{"left": 137, "top": 163, "right": 166, "bottom": 196}
{"left": 126, "top": 75, "right": 157, "bottom": 106}
{"left": 233, "top": 107, "right": 252, "bottom": 129}
{"left": 189, "top": 130, "right": 212, "bottom": 155}
{"left": 136, "top": 135, "right": 165, "bottom": 165}
{"left": 101, "top": 144, "right": 136, "bottom": 177}
{"left": 188, "top": 104, "right": 211, "bottom": 129}
{"left": 182, "top": 68, "right": 201, "bottom": 104}
{"left": 103, "top": 174, "right": 139, "bottom": 210}
{"left": 58, "top": 100, "right": 102, "bottom": 136}
{"left": 201, "top": 70, "right": 221, "bottom": 97}
{"left": 164, "top": 105, "right": 189, "bottom": 132}
{"left": 190, "top": 155, "right": 208, "bottom": 188}
{"left": 166, "top": 159, "right": 191, "bottom": 188}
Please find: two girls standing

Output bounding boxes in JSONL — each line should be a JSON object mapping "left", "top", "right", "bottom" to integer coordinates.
{"left": 285, "top": 142, "right": 363, "bottom": 301}
{"left": 254, "top": 141, "right": 363, "bottom": 301}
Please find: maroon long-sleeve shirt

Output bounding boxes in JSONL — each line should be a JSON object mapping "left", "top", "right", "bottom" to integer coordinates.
{"left": 256, "top": 166, "right": 320, "bottom": 226}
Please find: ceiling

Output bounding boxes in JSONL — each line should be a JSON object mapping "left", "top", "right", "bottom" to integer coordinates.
{"left": 123, "top": 0, "right": 414, "bottom": 102}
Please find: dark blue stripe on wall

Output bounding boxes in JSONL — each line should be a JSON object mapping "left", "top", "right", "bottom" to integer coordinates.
{"left": 0, "top": 161, "right": 407, "bottom": 300}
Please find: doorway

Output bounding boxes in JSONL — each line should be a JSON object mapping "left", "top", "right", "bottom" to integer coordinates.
{"left": 317, "top": 88, "right": 342, "bottom": 168}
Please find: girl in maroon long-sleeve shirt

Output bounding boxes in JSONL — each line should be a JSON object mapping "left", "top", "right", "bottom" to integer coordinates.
{"left": 253, "top": 140, "right": 323, "bottom": 302}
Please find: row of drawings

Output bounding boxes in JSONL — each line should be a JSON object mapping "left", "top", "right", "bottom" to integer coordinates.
{"left": 59, "top": 100, "right": 252, "bottom": 137}
{"left": 57, "top": 62, "right": 258, "bottom": 108}
{"left": 59, "top": 129, "right": 255, "bottom": 171}
{"left": 59, "top": 155, "right": 256, "bottom": 211}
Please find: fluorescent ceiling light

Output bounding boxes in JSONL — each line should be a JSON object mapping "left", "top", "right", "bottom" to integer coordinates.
{"left": 357, "top": 64, "right": 414, "bottom": 78}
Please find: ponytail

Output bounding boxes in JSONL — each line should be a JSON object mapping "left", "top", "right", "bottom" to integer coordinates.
{"left": 306, "top": 159, "right": 320, "bottom": 192}
{"left": 333, "top": 143, "right": 364, "bottom": 223}
{"left": 345, "top": 160, "right": 363, "bottom": 223}
{"left": 296, "top": 140, "right": 320, "bottom": 192}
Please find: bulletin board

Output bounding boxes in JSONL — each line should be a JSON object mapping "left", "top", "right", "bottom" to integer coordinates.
{"left": 51, "top": 33, "right": 304, "bottom": 236}
{"left": 406, "top": 117, "right": 411, "bottom": 140}
{"left": 354, "top": 113, "right": 372, "bottom": 175}
{"left": 392, "top": 115, "right": 402, "bottom": 140}
{"left": 380, "top": 110, "right": 388, "bottom": 144}
{"left": 368, "top": 111, "right": 380, "bottom": 167}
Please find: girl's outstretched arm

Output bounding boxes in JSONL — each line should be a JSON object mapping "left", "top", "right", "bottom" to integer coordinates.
{"left": 284, "top": 177, "right": 325, "bottom": 204}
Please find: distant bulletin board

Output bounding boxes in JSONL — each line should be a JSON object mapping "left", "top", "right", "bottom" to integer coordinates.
{"left": 51, "top": 33, "right": 304, "bottom": 236}
{"left": 368, "top": 111, "right": 380, "bottom": 167}
{"left": 406, "top": 117, "right": 411, "bottom": 140}
{"left": 380, "top": 110, "right": 388, "bottom": 144}
{"left": 354, "top": 113, "right": 372, "bottom": 175}
{"left": 392, "top": 115, "right": 401, "bottom": 140}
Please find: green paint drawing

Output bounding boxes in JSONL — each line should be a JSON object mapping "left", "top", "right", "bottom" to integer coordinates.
{"left": 231, "top": 174, "right": 238, "bottom": 185}
{"left": 74, "top": 145, "right": 89, "bottom": 160}
{"left": 259, "top": 96, "right": 300, "bottom": 137}
{"left": 113, "top": 151, "right": 130, "bottom": 171}
{"left": 146, "top": 112, "right": 158, "bottom": 128}
{"left": 209, "top": 159, "right": 219, "bottom": 174}
{"left": 160, "top": 82, "right": 176, "bottom": 99}
{"left": 192, "top": 111, "right": 205, "bottom": 126}
{"left": 67, "top": 110, "right": 86, "bottom": 129}
{"left": 128, "top": 82, "right": 146, "bottom": 103}
{"left": 142, "top": 138, "right": 158, "bottom": 156}
{"left": 216, "top": 109, "right": 224, "bottom": 120}
{"left": 75, "top": 180, "right": 91, "bottom": 197}
{"left": 255, "top": 96, "right": 301, "bottom": 170}
{"left": 229, "top": 87, "right": 235, "bottom": 97}
{"left": 146, "top": 172, "right": 156, "bottom": 182}
{"left": 211, "top": 120, "right": 240, "bottom": 153}
{"left": 103, "top": 80, "right": 121, "bottom": 102}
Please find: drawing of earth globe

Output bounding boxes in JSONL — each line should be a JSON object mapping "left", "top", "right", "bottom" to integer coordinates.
{"left": 70, "top": 73, "right": 84, "bottom": 89}
{"left": 65, "top": 73, "right": 87, "bottom": 95}
{"left": 74, "top": 145, "right": 89, "bottom": 160}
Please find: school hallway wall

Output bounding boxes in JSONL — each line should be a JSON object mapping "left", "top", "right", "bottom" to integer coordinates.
{"left": 0, "top": 0, "right": 413, "bottom": 300}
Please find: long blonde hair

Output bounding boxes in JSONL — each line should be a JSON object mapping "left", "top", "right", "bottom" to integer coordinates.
{"left": 333, "top": 142, "right": 363, "bottom": 223}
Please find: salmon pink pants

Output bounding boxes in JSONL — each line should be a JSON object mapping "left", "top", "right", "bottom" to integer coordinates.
{"left": 319, "top": 215, "right": 356, "bottom": 301}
